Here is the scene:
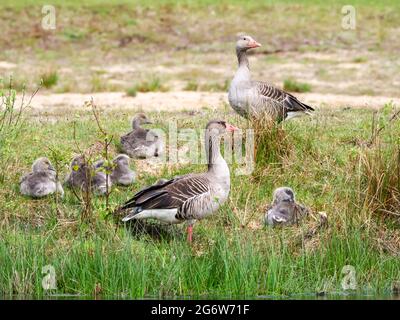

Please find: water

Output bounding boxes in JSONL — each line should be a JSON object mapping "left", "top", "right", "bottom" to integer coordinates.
{"left": 2, "top": 292, "right": 399, "bottom": 300}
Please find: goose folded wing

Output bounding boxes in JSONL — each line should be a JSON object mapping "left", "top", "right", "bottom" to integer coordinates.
{"left": 121, "top": 175, "right": 210, "bottom": 211}
{"left": 254, "top": 81, "right": 314, "bottom": 113}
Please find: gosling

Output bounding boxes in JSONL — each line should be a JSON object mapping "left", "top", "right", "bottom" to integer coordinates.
{"left": 120, "top": 113, "right": 164, "bottom": 159}
{"left": 20, "top": 157, "right": 64, "bottom": 198}
{"left": 265, "top": 187, "right": 309, "bottom": 227}
{"left": 65, "top": 155, "right": 112, "bottom": 195}
{"left": 95, "top": 154, "right": 136, "bottom": 186}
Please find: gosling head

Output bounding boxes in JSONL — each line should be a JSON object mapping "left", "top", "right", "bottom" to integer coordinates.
{"left": 272, "top": 187, "right": 295, "bottom": 205}
{"left": 132, "top": 113, "right": 152, "bottom": 129}
{"left": 113, "top": 154, "right": 130, "bottom": 168}
{"left": 32, "top": 157, "right": 55, "bottom": 173}
{"left": 70, "top": 155, "right": 87, "bottom": 170}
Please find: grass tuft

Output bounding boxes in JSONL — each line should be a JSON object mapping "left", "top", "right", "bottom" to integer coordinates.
{"left": 126, "top": 86, "right": 138, "bottom": 97}
{"left": 184, "top": 81, "right": 199, "bottom": 91}
{"left": 352, "top": 56, "right": 368, "bottom": 63}
{"left": 40, "top": 70, "right": 59, "bottom": 89}
{"left": 358, "top": 138, "right": 400, "bottom": 220}
{"left": 283, "top": 78, "right": 311, "bottom": 93}
{"left": 133, "top": 77, "right": 168, "bottom": 93}
{"left": 252, "top": 115, "right": 292, "bottom": 172}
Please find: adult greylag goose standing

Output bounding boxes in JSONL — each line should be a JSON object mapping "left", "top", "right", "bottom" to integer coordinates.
{"left": 120, "top": 114, "right": 164, "bottom": 159}
{"left": 265, "top": 187, "right": 309, "bottom": 226}
{"left": 228, "top": 35, "right": 314, "bottom": 122}
{"left": 117, "top": 120, "right": 238, "bottom": 243}
{"left": 20, "top": 157, "right": 64, "bottom": 198}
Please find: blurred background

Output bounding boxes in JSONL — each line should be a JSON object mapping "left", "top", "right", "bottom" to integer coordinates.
{"left": 0, "top": 0, "right": 399, "bottom": 113}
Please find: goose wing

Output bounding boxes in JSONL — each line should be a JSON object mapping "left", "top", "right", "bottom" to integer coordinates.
{"left": 254, "top": 81, "right": 314, "bottom": 116}
{"left": 120, "top": 174, "right": 210, "bottom": 213}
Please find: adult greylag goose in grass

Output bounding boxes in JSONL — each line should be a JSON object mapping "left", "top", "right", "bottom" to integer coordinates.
{"left": 65, "top": 155, "right": 111, "bottom": 195}
{"left": 120, "top": 113, "right": 164, "bottom": 159}
{"left": 265, "top": 187, "right": 309, "bottom": 227}
{"left": 117, "top": 120, "right": 238, "bottom": 243}
{"left": 95, "top": 154, "right": 136, "bottom": 186}
{"left": 20, "top": 157, "right": 64, "bottom": 198}
{"left": 228, "top": 35, "right": 314, "bottom": 122}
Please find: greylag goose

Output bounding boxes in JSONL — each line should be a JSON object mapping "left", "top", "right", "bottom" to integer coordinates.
{"left": 117, "top": 120, "right": 238, "bottom": 243}
{"left": 265, "top": 187, "right": 309, "bottom": 226}
{"left": 65, "top": 155, "right": 112, "bottom": 195}
{"left": 228, "top": 35, "right": 314, "bottom": 121}
{"left": 95, "top": 154, "right": 136, "bottom": 186}
{"left": 20, "top": 157, "right": 64, "bottom": 198}
{"left": 120, "top": 114, "right": 164, "bottom": 159}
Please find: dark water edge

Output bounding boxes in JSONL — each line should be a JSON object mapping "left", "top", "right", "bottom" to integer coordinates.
{"left": 1, "top": 292, "right": 399, "bottom": 300}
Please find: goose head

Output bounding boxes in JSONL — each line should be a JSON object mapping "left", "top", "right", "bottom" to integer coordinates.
{"left": 236, "top": 35, "right": 261, "bottom": 52}
{"left": 206, "top": 120, "right": 238, "bottom": 138}
{"left": 32, "top": 157, "right": 55, "bottom": 173}
{"left": 273, "top": 187, "right": 295, "bottom": 204}
{"left": 113, "top": 154, "right": 130, "bottom": 168}
{"left": 132, "top": 113, "right": 153, "bottom": 129}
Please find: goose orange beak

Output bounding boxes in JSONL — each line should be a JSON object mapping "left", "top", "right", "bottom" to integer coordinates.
{"left": 248, "top": 40, "right": 261, "bottom": 48}
{"left": 226, "top": 123, "right": 239, "bottom": 132}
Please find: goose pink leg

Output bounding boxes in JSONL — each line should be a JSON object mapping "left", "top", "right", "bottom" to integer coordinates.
{"left": 187, "top": 225, "right": 193, "bottom": 244}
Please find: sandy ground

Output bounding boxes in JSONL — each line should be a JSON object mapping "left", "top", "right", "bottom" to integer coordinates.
{"left": 20, "top": 91, "right": 400, "bottom": 115}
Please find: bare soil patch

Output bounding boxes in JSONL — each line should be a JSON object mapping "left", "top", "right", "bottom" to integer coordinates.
{"left": 21, "top": 91, "right": 399, "bottom": 115}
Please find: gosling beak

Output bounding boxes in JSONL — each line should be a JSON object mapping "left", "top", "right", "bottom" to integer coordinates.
{"left": 145, "top": 120, "right": 153, "bottom": 124}
{"left": 226, "top": 123, "right": 239, "bottom": 132}
{"left": 248, "top": 40, "right": 261, "bottom": 48}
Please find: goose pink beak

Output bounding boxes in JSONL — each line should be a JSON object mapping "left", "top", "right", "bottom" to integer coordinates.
{"left": 248, "top": 40, "right": 261, "bottom": 48}
{"left": 226, "top": 123, "right": 239, "bottom": 132}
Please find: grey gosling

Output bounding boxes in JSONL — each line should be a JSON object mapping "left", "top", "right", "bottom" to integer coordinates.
{"left": 95, "top": 154, "right": 136, "bottom": 186}
{"left": 20, "top": 157, "right": 64, "bottom": 198}
{"left": 120, "top": 114, "right": 164, "bottom": 159}
{"left": 65, "top": 155, "right": 112, "bottom": 195}
{"left": 265, "top": 187, "right": 309, "bottom": 227}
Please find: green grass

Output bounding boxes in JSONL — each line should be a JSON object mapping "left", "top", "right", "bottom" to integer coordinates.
{"left": 184, "top": 81, "right": 199, "bottom": 91}
{"left": 40, "top": 70, "right": 59, "bottom": 89}
{"left": 1, "top": 224, "right": 398, "bottom": 298}
{"left": 352, "top": 57, "right": 368, "bottom": 63}
{"left": 126, "top": 86, "right": 137, "bottom": 97}
{"left": 283, "top": 78, "right": 312, "bottom": 93}
{"left": 133, "top": 78, "right": 168, "bottom": 93}
{"left": 184, "top": 80, "right": 230, "bottom": 92}
{"left": 1, "top": 95, "right": 399, "bottom": 298}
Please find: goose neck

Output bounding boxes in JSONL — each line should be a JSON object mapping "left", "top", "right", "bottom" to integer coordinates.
{"left": 206, "top": 132, "right": 227, "bottom": 174}
{"left": 236, "top": 48, "right": 249, "bottom": 69}
{"left": 132, "top": 118, "right": 141, "bottom": 130}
